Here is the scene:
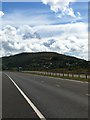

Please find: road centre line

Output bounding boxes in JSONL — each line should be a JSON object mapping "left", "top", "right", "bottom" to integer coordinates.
{"left": 56, "top": 84, "right": 60, "bottom": 87}
{"left": 5, "top": 73, "right": 46, "bottom": 120}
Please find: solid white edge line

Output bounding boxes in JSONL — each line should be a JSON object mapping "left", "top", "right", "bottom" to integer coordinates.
{"left": 5, "top": 73, "right": 46, "bottom": 120}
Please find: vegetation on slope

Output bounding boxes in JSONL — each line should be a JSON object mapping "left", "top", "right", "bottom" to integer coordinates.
{"left": 1, "top": 52, "right": 90, "bottom": 74}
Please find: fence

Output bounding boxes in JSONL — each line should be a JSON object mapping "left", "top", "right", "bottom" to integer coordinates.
{"left": 23, "top": 71, "right": 90, "bottom": 79}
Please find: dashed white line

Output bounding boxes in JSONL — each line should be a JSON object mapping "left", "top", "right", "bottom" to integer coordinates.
{"left": 56, "top": 84, "right": 60, "bottom": 87}
{"left": 5, "top": 73, "right": 46, "bottom": 120}
{"left": 41, "top": 81, "right": 44, "bottom": 83}
{"left": 86, "top": 94, "right": 90, "bottom": 96}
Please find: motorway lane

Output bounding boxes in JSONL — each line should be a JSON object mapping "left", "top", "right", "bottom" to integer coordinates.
{"left": 0, "top": 72, "right": 2, "bottom": 119}
{"left": 2, "top": 73, "right": 40, "bottom": 119}
{"left": 3, "top": 72, "right": 88, "bottom": 118}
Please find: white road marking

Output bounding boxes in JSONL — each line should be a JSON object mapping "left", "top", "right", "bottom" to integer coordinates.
{"left": 5, "top": 73, "right": 46, "bottom": 120}
{"left": 63, "top": 79, "right": 88, "bottom": 84}
{"left": 56, "top": 84, "right": 60, "bottom": 87}
{"left": 86, "top": 94, "right": 90, "bottom": 96}
{"left": 41, "top": 81, "right": 44, "bottom": 83}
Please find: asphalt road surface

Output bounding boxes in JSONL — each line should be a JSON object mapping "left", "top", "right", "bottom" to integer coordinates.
{"left": 2, "top": 72, "right": 88, "bottom": 119}
{"left": 0, "top": 72, "right": 2, "bottom": 120}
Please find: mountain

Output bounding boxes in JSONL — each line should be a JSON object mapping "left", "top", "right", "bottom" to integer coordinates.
{"left": 1, "top": 52, "right": 90, "bottom": 74}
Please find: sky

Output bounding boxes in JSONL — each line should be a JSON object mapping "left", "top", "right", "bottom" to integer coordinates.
{"left": 2, "top": 0, "right": 90, "bottom": 2}
{"left": 0, "top": 0, "right": 89, "bottom": 60}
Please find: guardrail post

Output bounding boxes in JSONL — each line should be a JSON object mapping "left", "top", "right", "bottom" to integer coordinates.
{"left": 63, "top": 73, "right": 64, "bottom": 77}
{"left": 67, "top": 73, "right": 69, "bottom": 77}
{"left": 86, "top": 74, "right": 87, "bottom": 79}
{"left": 72, "top": 73, "right": 74, "bottom": 77}
{"left": 78, "top": 74, "right": 80, "bottom": 78}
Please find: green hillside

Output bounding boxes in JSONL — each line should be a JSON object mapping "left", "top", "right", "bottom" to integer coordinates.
{"left": 1, "top": 52, "right": 90, "bottom": 74}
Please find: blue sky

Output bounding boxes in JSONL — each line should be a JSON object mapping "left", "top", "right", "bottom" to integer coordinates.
{"left": 2, "top": 2, "right": 88, "bottom": 25}
{"left": 2, "top": 0, "right": 90, "bottom": 2}
{"left": 0, "top": 1, "right": 88, "bottom": 60}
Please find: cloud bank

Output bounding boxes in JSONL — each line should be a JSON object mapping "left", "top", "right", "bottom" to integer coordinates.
{"left": 42, "top": 0, "right": 77, "bottom": 18}
{"left": 0, "top": 23, "right": 88, "bottom": 60}
{"left": 0, "top": 11, "right": 4, "bottom": 18}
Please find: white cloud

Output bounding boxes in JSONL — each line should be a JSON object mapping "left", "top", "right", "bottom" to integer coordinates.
{"left": 0, "top": 11, "right": 4, "bottom": 29}
{"left": 0, "top": 22, "right": 88, "bottom": 60}
{"left": 42, "top": 0, "right": 77, "bottom": 17}
{"left": 0, "top": 11, "right": 4, "bottom": 18}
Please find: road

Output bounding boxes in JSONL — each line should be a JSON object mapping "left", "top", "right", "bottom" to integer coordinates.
{"left": 2, "top": 72, "right": 88, "bottom": 119}
{"left": 0, "top": 72, "right": 2, "bottom": 120}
